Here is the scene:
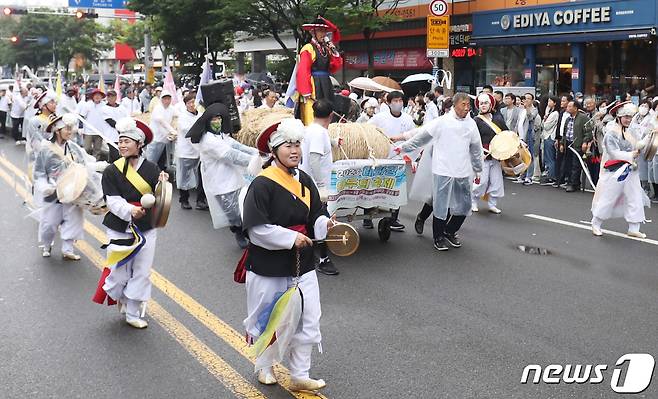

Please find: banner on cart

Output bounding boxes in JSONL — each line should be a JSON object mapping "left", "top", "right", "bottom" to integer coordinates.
{"left": 327, "top": 159, "right": 407, "bottom": 214}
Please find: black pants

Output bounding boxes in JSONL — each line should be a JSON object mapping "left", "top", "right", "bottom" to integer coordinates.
{"left": 0, "top": 111, "right": 6, "bottom": 135}
{"left": 179, "top": 163, "right": 206, "bottom": 204}
{"left": 418, "top": 202, "right": 433, "bottom": 221}
{"left": 11, "top": 117, "right": 23, "bottom": 141}
{"left": 432, "top": 210, "right": 466, "bottom": 241}
{"left": 560, "top": 142, "right": 581, "bottom": 187}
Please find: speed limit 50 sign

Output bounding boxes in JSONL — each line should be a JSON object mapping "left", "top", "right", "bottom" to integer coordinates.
{"left": 429, "top": 0, "right": 448, "bottom": 17}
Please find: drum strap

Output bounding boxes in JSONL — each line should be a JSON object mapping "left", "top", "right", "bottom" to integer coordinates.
{"left": 113, "top": 158, "right": 152, "bottom": 196}
{"left": 49, "top": 142, "right": 74, "bottom": 164}
{"left": 476, "top": 115, "right": 502, "bottom": 135}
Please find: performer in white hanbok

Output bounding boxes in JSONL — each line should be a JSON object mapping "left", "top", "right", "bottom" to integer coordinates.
{"left": 395, "top": 93, "right": 483, "bottom": 251}
{"left": 471, "top": 93, "right": 508, "bottom": 214}
{"left": 33, "top": 114, "right": 105, "bottom": 259}
{"left": 26, "top": 91, "right": 57, "bottom": 167}
{"left": 241, "top": 118, "right": 331, "bottom": 392}
{"left": 186, "top": 102, "right": 259, "bottom": 248}
{"left": 92, "top": 117, "right": 169, "bottom": 329}
{"left": 591, "top": 102, "right": 651, "bottom": 238}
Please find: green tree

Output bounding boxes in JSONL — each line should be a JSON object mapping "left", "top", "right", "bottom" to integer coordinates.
{"left": 128, "top": 0, "right": 232, "bottom": 70}
{"left": 0, "top": 12, "right": 111, "bottom": 73}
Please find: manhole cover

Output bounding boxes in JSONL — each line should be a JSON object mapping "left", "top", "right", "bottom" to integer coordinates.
{"left": 517, "top": 245, "right": 550, "bottom": 255}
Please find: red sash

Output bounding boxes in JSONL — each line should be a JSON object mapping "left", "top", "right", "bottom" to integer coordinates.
{"left": 234, "top": 224, "right": 307, "bottom": 283}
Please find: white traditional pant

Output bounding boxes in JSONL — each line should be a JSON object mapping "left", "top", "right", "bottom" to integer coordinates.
{"left": 591, "top": 166, "right": 648, "bottom": 225}
{"left": 103, "top": 228, "right": 157, "bottom": 320}
{"left": 38, "top": 202, "right": 84, "bottom": 252}
{"left": 244, "top": 270, "right": 322, "bottom": 379}
{"left": 472, "top": 159, "right": 504, "bottom": 206}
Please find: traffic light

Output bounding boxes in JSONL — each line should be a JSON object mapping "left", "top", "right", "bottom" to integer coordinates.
{"left": 74, "top": 10, "right": 98, "bottom": 19}
{"left": 2, "top": 8, "right": 28, "bottom": 16}
{"left": 9, "top": 36, "right": 19, "bottom": 44}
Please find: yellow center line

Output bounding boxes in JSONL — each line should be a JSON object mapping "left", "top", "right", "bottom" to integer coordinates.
{"left": 74, "top": 241, "right": 267, "bottom": 399}
{"left": 0, "top": 163, "right": 267, "bottom": 399}
{"left": 0, "top": 155, "right": 329, "bottom": 399}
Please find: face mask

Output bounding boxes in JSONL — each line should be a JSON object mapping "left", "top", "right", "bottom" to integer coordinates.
{"left": 390, "top": 103, "right": 403, "bottom": 113}
{"left": 639, "top": 106, "right": 649, "bottom": 116}
{"left": 210, "top": 120, "right": 222, "bottom": 132}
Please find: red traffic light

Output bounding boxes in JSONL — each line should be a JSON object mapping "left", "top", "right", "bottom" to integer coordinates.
{"left": 2, "top": 7, "right": 27, "bottom": 15}
{"left": 75, "top": 10, "right": 84, "bottom": 19}
{"left": 9, "top": 36, "right": 18, "bottom": 43}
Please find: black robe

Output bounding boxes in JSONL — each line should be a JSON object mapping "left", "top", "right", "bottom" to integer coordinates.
{"left": 475, "top": 113, "right": 508, "bottom": 147}
{"left": 242, "top": 169, "right": 326, "bottom": 278}
{"left": 101, "top": 159, "right": 160, "bottom": 233}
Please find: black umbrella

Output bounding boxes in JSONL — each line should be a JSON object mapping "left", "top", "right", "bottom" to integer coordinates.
{"left": 246, "top": 72, "right": 274, "bottom": 85}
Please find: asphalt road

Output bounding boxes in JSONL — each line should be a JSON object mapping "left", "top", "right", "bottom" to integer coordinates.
{"left": 1, "top": 139, "right": 657, "bottom": 399}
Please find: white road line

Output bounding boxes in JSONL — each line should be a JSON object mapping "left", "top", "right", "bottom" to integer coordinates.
{"left": 524, "top": 213, "right": 658, "bottom": 246}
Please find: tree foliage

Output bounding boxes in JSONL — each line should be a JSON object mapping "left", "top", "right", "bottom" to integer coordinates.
{"left": 0, "top": 13, "right": 111, "bottom": 72}
{"left": 128, "top": 0, "right": 232, "bottom": 69}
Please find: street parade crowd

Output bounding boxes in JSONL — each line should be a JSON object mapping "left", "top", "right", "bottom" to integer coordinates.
{"left": 1, "top": 15, "right": 656, "bottom": 394}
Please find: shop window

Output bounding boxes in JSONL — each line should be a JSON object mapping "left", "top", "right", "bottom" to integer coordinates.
{"left": 585, "top": 40, "right": 656, "bottom": 99}
{"left": 474, "top": 46, "right": 525, "bottom": 87}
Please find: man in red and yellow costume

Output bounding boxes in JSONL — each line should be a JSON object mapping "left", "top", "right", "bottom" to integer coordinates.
{"left": 296, "top": 16, "right": 343, "bottom": 126}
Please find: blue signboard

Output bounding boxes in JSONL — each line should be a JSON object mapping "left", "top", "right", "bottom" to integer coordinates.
{"left": 68, "top": 0, "right": 128, "bottom": 9}
{"left": 473, "top": 0, "right": 657, "bottom": 39}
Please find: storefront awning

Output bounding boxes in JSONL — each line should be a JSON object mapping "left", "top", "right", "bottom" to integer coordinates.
{"left": 471, "top": 28, "right": 655, "bottom": 46}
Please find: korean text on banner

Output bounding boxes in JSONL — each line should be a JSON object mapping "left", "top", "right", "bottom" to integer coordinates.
{"left": 326, "top": 159, "right": 408, "bottom": 214}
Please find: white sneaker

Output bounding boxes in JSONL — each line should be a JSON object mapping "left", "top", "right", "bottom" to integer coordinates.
{"left": 62, "top": 252, "right": 81, "bottom": 261}
{"left": 488, "top": 206, "right": 502, "bottom": 214}
{"left": 512, "top": 177, "right": 524, "bottom": 184}
{"left": 289, "top": 377, "right": 326, "bottom": 392}
{"left": 471, "top": 203, "right": 479, "bottom": 212}
{"left": 126, "top": 318, "right": 148, "bottom": 329}
{"left": 15, "top": 140, "right": 21, "bottom": 146}
{"left": 41, "top": 246, "right": 51, "bottom": 257}
{"left": 592, "top": 226, "right": 603, "bottom": 236}
{"left": 257, "top": 367, "right": 277, "bottom": 385}
{"left": 627, "top": 231, "right": 647, "bottom": 239}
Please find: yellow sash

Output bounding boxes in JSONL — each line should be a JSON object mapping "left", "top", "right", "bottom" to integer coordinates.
{"left": 113, "top": 158, "right": 152, "bottom": 195}
{"left": 476, "top": 115, "right": 503, "bottom": 134}
{"left": 259, "top": 166, "right": 310, "bottom": 210}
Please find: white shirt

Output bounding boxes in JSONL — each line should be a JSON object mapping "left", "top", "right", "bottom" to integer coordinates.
{"left": 150, "top": 103, "right": 177, "bottom": 143}
{"left": 10, "top": 94, "right": 28, "bottom": 119}
{"left": 78, "top": 101, "right": 107, "bottom": 136}
{"left": 409, "top": 110, "right": 482, "bottom": 178}
{"left": 300, "top": 123, "right": 333, "bottom": 188}
{"left": 176, "top": 109, "right": 201, "bottom": 159}
{"left": 368, "top": 110, "right": 416, "bottom": 138}
{"left": 102, "top": 103, "right": 128, "bottom": 142}
{"left": 0, "top": 93, "right": 10, "bottom": 112}
{"left": 423, "top": 101, "right": 439, "bottom": 125}
{"left": 120, "top": 97, "right": 141, "bottom": 116}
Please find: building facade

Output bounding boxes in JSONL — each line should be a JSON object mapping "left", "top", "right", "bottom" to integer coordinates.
{"left": 471, "top": 0, "right": 658, "bottom": 98}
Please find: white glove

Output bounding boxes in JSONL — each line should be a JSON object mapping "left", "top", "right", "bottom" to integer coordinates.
{"left": 43, "top": 184, "right": 56, "bottom": 196}
{"left": 94, "top": 161, "right": 109, "bottom": 172}
{"left": 636, "top": 136, "right": 649, "bottom": 151}
{"left": 167, "top": 131, "right": 177, "bottom": 141}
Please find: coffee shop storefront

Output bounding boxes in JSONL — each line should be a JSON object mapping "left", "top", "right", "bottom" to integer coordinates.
{"left": 470, "top": 0, "right": 658, "bottom": 99}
